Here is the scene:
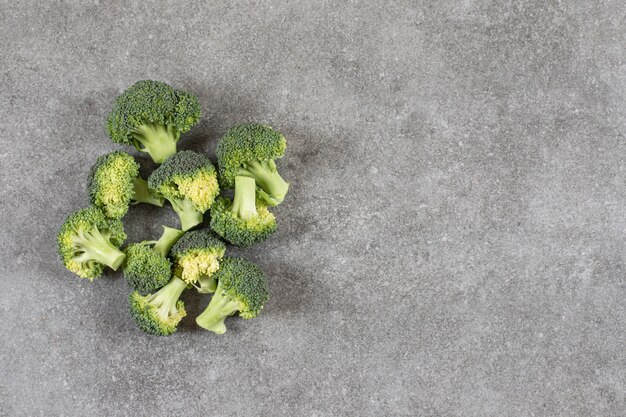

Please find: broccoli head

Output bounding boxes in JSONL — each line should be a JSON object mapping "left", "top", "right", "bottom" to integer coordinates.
{"left": 129, "top": 275, "right": 187, "bottom": 336}
{"left": 106, "top": 80, "right": 201, "bottom": 163}
{"left": 148, "top": 150, "right": 220, "bottom": 230}
{"left": 88, "top": 151, "right": 163, "bottom": 219}
{"left": 123, "top": 226, "right": 184, "bottom": 293}
{"left": 216, "top": 123, "right": 289, "bottom": 206}
{"left": 57, "top": 207, "right": 126, "bottom": 280}
{"left": 210, "top": 176, "right": 276, "bottom": 247}
{"left": 170, "top": 229, "right": 226, "bottom": 293}
{"left": 195, "top": 257, "right": 269, "bottom": 334}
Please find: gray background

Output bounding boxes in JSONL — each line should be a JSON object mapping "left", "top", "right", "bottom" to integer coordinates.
{"left": 1, "top": 1, "right": 624, "bottom": 416}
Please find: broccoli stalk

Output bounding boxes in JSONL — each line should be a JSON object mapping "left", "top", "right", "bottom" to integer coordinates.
{"left": 73, "top": 228, "right": 125, "bottom": 271}
{"left": 152, "top": 226, "right": 185, "bottom": 256}
{"left": 132, "top": 178, "right": 164, "bottom": 207}
{"left": 142, "top": 276, "right": 187, "bottom": 320}
{"left": 230, "top": 176, "right": 258, "bottom": 220}
{"left": 240, "top": 160, "right": 289, "bottom": 206}
{"left": 197, "top": 275, "right": 218, "bottom": 293}
{"left": 170, "top": 198, "right": 204, "bottom": 231}
{"left": 131, "top": 124, "right": 177, "bottom": 164}
{"left": 195, "top": 282, "right": 240, "bottom": 334}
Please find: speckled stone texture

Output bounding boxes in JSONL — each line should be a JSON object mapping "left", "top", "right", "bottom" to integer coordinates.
{"left": 1, "top": 1, "right": 624, "bottom": 416}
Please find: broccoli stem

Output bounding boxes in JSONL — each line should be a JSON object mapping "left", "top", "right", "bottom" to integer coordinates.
{"left": 240, "top": 160, "right": 289, "bottom": 206}
{"left": 195, "top": 283, "right": 240, "bottom": 334}
{"left": 131, "top": 123, "right": 178, "bottom": 163}
{"left": 132, "top": 177, "right": 164, "bottom": 207}
{"left": 231, "top": 176, "right": 258, "bottom": 220}
{"left": 73, "top": 228, "right": 125, "bottom": 270}
{"left": 153, "top": 226, "right": 184, "bottom": 257}
{"left": 147, "top": 276, "right": 187, "bottom": 319}
{"left": 196, "top": 275, "right": 217, "bottom": 294}
{"left": 169, "top": 198, "right": 203, "bottom": 231}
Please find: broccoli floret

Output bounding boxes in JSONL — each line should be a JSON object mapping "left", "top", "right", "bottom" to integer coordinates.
{"left": 57, "top": 207, "right": 126, "bottom": 280}
{"left": 132, "top": 178, "right": 164, "bottom": 208}
{"left": 195, "top": 257, "right": 268, "bottom": 334}
{"left": 210, "top": 176, "right": 276, "bottom": 247}
{"left": 129, "top": 275, "right": 187, "bottom": 336}
{"left": 123, "top": 226, "right": 184, "bottom": 292}
{"left": 216, "top": 123, "right": 289, "bottom": 206}
{"left": 88, "top": 151, "right": 163, "bottom": 219}
{"left": 170, "top": 229, "right": 226, "bottom": 292}
{"left": 148, "top": 150, "right": 220, "bottom": 230}
{"left": 106, "top": 80, "right": 201, "bottom": 163}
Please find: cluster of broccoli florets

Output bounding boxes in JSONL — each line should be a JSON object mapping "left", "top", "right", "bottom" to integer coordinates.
{"left": 57, "top": 80, "right": 287, "bottom": 336}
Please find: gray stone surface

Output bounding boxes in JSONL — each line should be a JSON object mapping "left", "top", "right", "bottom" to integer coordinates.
{"left": 0, "top": 1, "right": 624, "bottom": 415}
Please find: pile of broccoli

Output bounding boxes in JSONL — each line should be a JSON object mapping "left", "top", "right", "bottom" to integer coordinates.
{"left": 57, "top": 80, "right": 288, "bottom": 335}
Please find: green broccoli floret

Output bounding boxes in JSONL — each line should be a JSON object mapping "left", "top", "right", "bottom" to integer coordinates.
{"left": 106, "top": 80, "right": 201, "bottom": 163}
{"left": 195, "top": 257, "right": 269, "bottom": 334}
{"left": 210, "top": 176, "right": 277, "bottom": 247}
{"left": 57, "top": 207, "right": 126, "bottom": 280}
{"left": 88, "top": 151, "right": 163, "bottom": 219}
{"left": 129, "top": 275, "right": 187, "bottom": 336}
{"left": 216, "top": 123, "right": 289, "bottom": 206}
{"left": 148, "top": 150, "right": 220, "bottom": 231}
{"left": 169, "top": 229, "right": 226, "bottom": 293}
{"left": 123, "top": 226, "right": 184, "bottom": 292}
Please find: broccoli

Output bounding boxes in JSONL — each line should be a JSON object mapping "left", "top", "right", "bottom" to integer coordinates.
{"left": 106, "top": 80, "right": 201, "bottom": 163}
{"left": 57, "top": 207, "right": 126, "bottom": 280}
{"left": 88, "top": 151, "right": 163, "bottom": 219}
{"left": 216, "top": 123, "right": 289, "bottom": 206}
{"left": 210, "top": 176, "right": 277, "bottom": 247}
{"left": 129, "top": 275, "right": 187, "bottom": 336}
{"left": 123, "top": 226, "right": 184, "bottom": 293}
{"left": 195, "top": 257, "right": 269, "bottom": 334}
{"left": 148, "top": 150, "right": 220, "bottom": 231}
{"left": 170, "top": 229, "right": 226, "bottom": 293}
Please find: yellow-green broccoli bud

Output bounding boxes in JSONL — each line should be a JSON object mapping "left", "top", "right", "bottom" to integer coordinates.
{"left": 148, "top": 151, "right": 219, "bottom": 230}
{"left": 170, "top": 229, "right": 226, "bottom": 291}
{"left": 88, "top": 151, "right": 163, "bottom": 219}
